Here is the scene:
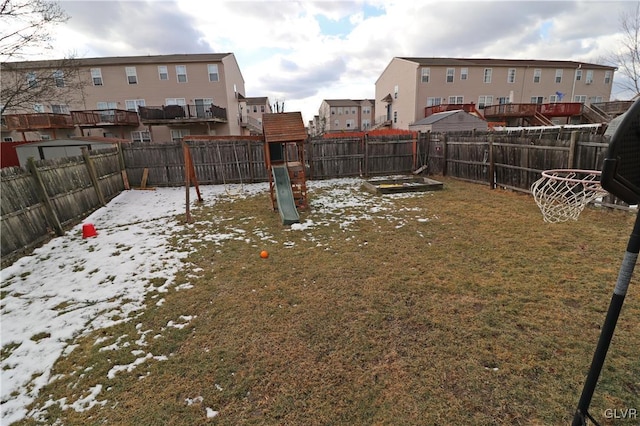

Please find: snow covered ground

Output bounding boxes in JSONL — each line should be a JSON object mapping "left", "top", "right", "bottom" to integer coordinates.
{"left": 1, "top": 178, "right": 435, "bottom": 425}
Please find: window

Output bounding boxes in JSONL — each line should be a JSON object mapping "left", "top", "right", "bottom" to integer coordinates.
{"left": 586, "top": 70, "right": 593, "bottom": 84}
{"left": 125, "top": 67, "right": 137, "bottom": 84}
{"left": 549, "top": 95, "right": 559, "bottom": 103}
{"left": 574, "top": 95, "right": 586, "bottom": 103}
{"left": 533, "top": 69, "right": 541, "bottom": 83}
{"left": 53, "top": 70, "right": 64, "bottom": 87}
{"left": 131, "top": 131, "right": 151, "bottom": 143}
{"left": 352, "top": 107, "right": 356, "bottom": 114}
{"left": 555, "top": 69, "right": 563, "bottom": 83}
{"left": 394, "top": 85, "right": 399, "bottom": 99}
{"left": 158, "top": 66, "right": 169, "bottom": 80}
{"left": 207, "top": 64, "right": 219, "bottom": 82}
{"left": 446, "top": 68, "right": 454, "bottom": 83}
{"left": 362, "top": 119, "right": 370, "bottom": 129}
{"left": 576, "top": 69, "right": 582, "bottom": 81}
{"left": 363, "top": 107, "right": 371, "bottom": 114}
{"left": 460, "top": 68, "right": 468, "bottom": 80}
{"left": 33, "top": 104, "right": 45, "bottom": 113}
{"left": 97, "top": 101, "right": 117, "bottom": 110}
{"left": 589, "top": 96, "right": 604, "bottom": 104}
{"left": 176, "top": 65, "right": 187, "bottom": 83}
{"left": 50, "top": 104, "right": 69, "bottom": 114}
{"left": 483, "top": 68, "right": 492, "bottom": 83}
{"left": 604, "top": 70, "right": 612, "bottom": 84}
{"left": 337, "top": 107, "right": 343, "bottom": 115}
{"left": 530, "top": 96, "right": 544, "bottom": 104}
{"left": 170, "top": 129, "right": 190, "bottom": 142}
{"left": 393, "top": 111, "right": 397, "bottom": 123}
{"left": 497, "top": 97, "right": 510, "bottom": 104}
{"left": 346, "top": 119, "right": 355, "bottom": 128}
{"left": 125, "top": 99, "right": 145, "bottom": 111}
{"left": 421, "top": 67, "right": 430, "bottom": 83}
{"left": 4, "top": 137, "right": 14, "bottom": 142}
{"left": 426, "top": 97, "right": 441, "bottom": 107}
{"left": 165, "top": 98, "right": 186, "bottom": 105}
{"left": 261, "top": 105, "right": 265, "bottom": 113}
{"left": 334, "top": 119, "right": 339, "bottom": 128}
{"left": 507, "top": 68, "right": 516, "bottom": 83}
{"left": 478, "top": 95, "right": 493, "bottom": 109}
{"left": 91, "top": 68, "right": 103, "bottom": 86}
{"left": 26, "top": 72, "right": 38, "bottom": 88}
{"left": 448, "top": 96, "right": 464, "bottom": 104}
{"left": 331, "top": 107, "right": 336, "bottom": 115}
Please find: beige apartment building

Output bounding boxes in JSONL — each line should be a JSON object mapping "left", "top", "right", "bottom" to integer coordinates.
{"left": 311, "top": 99, "right": 375, "bottom": 136}
{"left": 375, "top": 57, "right": 618, "bottom": 129}
{"left": 1, "top": 53, "right": 262, "bottom": 142}
{"left": 239, "top": 96, "right": 272, "bottom": 135}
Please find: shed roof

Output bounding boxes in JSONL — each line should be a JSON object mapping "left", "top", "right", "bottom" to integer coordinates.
{"left": 262, "top": 112, "right": 307, "bottom": 143}
{"left": 412, "top": 110, "right": 466, "bottom": 125}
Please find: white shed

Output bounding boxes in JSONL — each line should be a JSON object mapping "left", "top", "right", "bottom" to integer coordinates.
{"left": 15, "top": 137, "right": 126, "bottom": 168}
{"left": 409, "top": 110, "right": 488, "bottom": 133}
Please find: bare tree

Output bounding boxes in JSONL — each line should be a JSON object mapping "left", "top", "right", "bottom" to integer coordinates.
{"left": 609, "top": 2, "right": 640, "bottom": 97}
{"left": 1, "top": 60, "right": 86, "bottom": 115}
{"left": 1, "top": 0, "right": 87, "bottom": 115}
{"left": 0, "top": 0, "right": 69, "bottom": 61}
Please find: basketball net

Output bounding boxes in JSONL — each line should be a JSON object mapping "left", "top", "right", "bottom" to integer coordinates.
{"left": 531, "top": 169, "right": 606, "bottom": 223}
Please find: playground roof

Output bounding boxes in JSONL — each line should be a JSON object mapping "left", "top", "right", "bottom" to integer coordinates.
{"left": 262, "top": 112, "right": 307, "bottom": 143}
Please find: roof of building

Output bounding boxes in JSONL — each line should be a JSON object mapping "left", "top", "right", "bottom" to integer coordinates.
{"left": 262, "top": 112, "right": 307, "bottom": 143}
{"left": 324, "top": 99, "right": 375, "bottom": 107}
{"left": 245, "top": 97, "right": 270, "bottom": 105}
{"left": 398, "top": 57, "right": 616, "bottom": 70}
{"left": 2, "top": 53, "right": 233, "bottom": 69}
{"left": 411, "top": 110, "right": 484, "bottom": 126}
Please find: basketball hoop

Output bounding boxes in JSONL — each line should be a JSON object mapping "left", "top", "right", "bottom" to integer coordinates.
{"left": 530, "top": 169, "right": 607, "bottom": 223}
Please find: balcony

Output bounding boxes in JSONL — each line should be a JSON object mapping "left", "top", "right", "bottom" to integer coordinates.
{"left": 425, "top": 103, "right": 481, "bottom": 117}
{"left": 138, "top": 104, "right": 227, "bottom": 124}
{"left": 239, "top": 115, "right": 263, "bottom": 134}
{"left": 482, "top": 103, "right": 539, "bottom": 118}
{"left": 3, "top": 113, "right": 74, "bottom": 131}
{"left": 71, "top": 109, "right": 139, "bottom": 127}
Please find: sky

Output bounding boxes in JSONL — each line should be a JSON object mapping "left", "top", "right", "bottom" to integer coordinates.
{"left": 10, "top": 0, "right": 638, "bottom": 123}
{"left": 0, "top": 178, "right": 436, "bottom": 424}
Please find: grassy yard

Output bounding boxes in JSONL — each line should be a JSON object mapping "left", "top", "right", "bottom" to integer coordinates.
{"left": 16, "top": 176, "right": 640, "bottom": 425}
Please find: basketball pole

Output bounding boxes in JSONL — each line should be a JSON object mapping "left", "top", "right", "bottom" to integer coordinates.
{"left": 571, "top": 209, "right": 640, "bottom": 426}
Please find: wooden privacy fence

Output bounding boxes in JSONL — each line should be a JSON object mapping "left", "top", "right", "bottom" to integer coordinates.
{"left": 431, "top": 129, "right": 610, "bottom": 193}
{"left": 120, "top": 134, "right": 429, "bottom": 187}
{"left": 0, "top": 128, "right": 622, "bottom": 267}
{"left": 1, "top": 147, "right": 124, "bottom": 267}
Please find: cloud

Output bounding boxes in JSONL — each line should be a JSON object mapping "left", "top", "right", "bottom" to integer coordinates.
{"left": 60, "top": 0, "right": 211, "bottom": 56}
{"left": 35, "top": 0, "right": 640, "bottom": 122}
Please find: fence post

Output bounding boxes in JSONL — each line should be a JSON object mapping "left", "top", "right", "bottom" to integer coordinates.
{"left": 117, "top": 142, "right": 130, "bottom": 190}
{"left": 363, "top": 133, "right": 369, "bottom": 177}
{"left": 568, "top": 131, "right": 578, "bottom": 169}
{"left": 82, "top": 147, "right": 106, "bottom": 206}
{"left": 442, "top": 133, "right": 448, "bottom": 176}
{"left": 26, "top": 157, "right": 64, "bottom": 237}
{"left": 488, "top": 134, "right": 495, "bottom": 189}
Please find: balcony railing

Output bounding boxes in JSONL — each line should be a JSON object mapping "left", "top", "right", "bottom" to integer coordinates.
{"left": 71, "top": 109, "right": 139, "bottom": 127}
{"left": 3, "top": 113, "right": 74, "bottom": 130}
{"left": 240, "top": 115, "right": 263, "bottom": 133}
{"left": 424, "top": 103, "right": 481, "bottom": 117}
{"left": 483, "top": 102, "right": 583, "bottom": 118}
{"left": 138, "top": 104, "right": 227, "bottom": 122}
